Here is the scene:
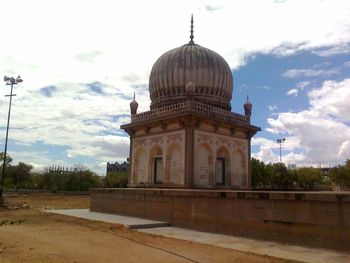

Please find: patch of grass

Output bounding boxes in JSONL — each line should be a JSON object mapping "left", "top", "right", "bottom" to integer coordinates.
{"left": 0, "top": 219, "right": 25, "bottom": 226}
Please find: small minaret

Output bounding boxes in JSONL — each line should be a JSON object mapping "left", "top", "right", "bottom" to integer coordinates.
{"left": 244, "top": 95, "right": 252, "bottom": 123}
{"left": 130, "top": 92, "right": 138, "bottom": 120}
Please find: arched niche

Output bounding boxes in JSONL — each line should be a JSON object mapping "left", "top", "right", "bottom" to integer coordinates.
{"left": 231, "top": 149, "right": 246, "bottom": 187}
{"left": 215, "top": 146, "right": 230, "bottom": 186}
{"left": 134, "top": 147, "right": 148, "bottom": 184}
{"left": 149, "top": 145, "right": 164, "bottom": 184}
{"left": 195, "top": 143, "right": 212, "bottom": 186}
{"left": 167, "top": 143, "right": 184, "bottom": 185}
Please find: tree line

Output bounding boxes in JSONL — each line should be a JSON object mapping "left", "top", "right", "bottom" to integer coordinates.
{"left": 1, "top": 153, "right": 349, "bottom": 191}
{"left": 251, "top": 158, "right": 350, "bottom": 190}
{"left": 1, "top": 153, "right": 127, "bottom": 192}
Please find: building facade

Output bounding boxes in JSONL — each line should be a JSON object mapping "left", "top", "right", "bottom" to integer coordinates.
{"left": 121, "top": 19, "right": 260, "bottom": 189}
{"left": 106, "top": 160, "right": 129, "bottom": 175}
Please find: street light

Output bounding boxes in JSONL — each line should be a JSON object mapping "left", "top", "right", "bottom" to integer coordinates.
{"left": 0, "top": 75, "right": 22, "bottom": 206}
{"left": 276, "top": 138, "right": 286, "bottom": 163}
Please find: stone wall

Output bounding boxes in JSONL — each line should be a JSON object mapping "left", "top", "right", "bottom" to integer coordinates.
{"left": 90, "top": 188, "right": 350, "bottom": 251}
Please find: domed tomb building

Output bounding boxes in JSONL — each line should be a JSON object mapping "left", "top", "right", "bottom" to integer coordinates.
{"left": 121, "top": 19, "right": 260, "bottom": 189}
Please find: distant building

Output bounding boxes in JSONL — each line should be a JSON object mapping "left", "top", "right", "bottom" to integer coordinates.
{"left": 320, "top": 167, "right": 330, "bottom": 175}
{"left": 288, "top": 164, "right": 297, "bottom": 170}
{"left": 106, "top": 159, "right": 129, "bottom": 175}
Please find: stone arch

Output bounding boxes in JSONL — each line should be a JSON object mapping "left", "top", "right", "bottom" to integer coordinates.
{"left": 133, "top": 147, "right": 147, "bottom": 184}
{"left": 194, "top": 143, "right": 213, "bottom": 186}
{"left": 215, "top": 146, "right": 230, "bottom": 186}
{"left": 231, "top": 149, "right": 246, "bottom": 187}
{"left": 167, "top": 143, "right": 184, "bottom": 185}
{"left": 149, "top": 145, "right": 164, "bottom": 184}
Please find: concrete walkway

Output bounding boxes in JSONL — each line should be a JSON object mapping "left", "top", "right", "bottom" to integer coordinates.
{"left": 44, "top": 209, "right": 350, "bottom": 263}
{"left": 44, "top": 209, "right": 170, "bottom": 229}
{"left": 139, "top": 227, "right": 350, "bottom": 263}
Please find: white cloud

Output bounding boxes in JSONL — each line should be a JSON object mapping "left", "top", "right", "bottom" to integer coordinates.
{"left": 338, "top": 141, "right": 350, "bottom": 159}
{"left": 268, "top": 105, "right": 277, "bottom": 111}
{"left": 286, "top": 81, "right": 312, "bottom": 96}
{"left": 252, "top": 145, "right": 279, "bottom": 164}
{"left": 0, "top": 0, "right": 350, "bottom": 173}
{"left": 287, "top": 88, "right": 298, "bottom": 96}
{"left": 308, "top": 79, "right": 350, "bottom": 121}
{"left": 296, "top": 81, "right": 311, "bottom": 90}
{"left": 282, "top": 68, "right": 339, "bottom": 78}
{"left": 257, "top": 85, "right": 271, "bottom": 90}
{"left": 252, "top": 136, "right": 304, "bottom": 164}
{"left": 266, "top": 78, "right": 350, "bottom": 164}
{"left": 311, "top": 44, "right": 350, "bottom": 57}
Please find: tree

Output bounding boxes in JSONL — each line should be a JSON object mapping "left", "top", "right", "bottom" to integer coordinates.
{"left": 7, "top": 162, "right": 33, "bottom": 188}
{"left": 38, "top": 165, "right": 103, "bottom": 191}
{"left": 251, "top": 158, "right": 298, "bottom": 190}
{"left": 264, "top": 162, "right": 296, "bottom": 190}
{"left": 0, "top": 152, "right": 13, "bottom": 170}
{"left": 251, "top": 158, "right": 269, "bottom": 188}
{"left": 295, "top": 167, "right": 323, "bottom": 190}
{"left": 329, "top": 160, "right": 350, "bottom": 189}
{"left": 103, "top": 172, "right": 128, "bottom": 188}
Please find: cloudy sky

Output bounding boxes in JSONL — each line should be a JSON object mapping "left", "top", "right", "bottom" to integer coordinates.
{"left": 0, "top": 0, "right": 349, "bottom": 174}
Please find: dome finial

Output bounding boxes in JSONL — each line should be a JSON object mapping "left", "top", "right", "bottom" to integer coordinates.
{"left": 189, "top": 14, "right": 194, "bottom": 45}
{"left": 133, "top": 92, "right": 136, "bottom": 101}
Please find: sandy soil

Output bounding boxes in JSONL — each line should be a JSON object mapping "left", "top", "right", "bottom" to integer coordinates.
{"left": 0, "top": 193, "right": 297, "bottom": 263}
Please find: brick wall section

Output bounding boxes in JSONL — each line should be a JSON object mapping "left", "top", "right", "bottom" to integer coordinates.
{"left": 90, "top": 188, "right": 350, "bottom": 251}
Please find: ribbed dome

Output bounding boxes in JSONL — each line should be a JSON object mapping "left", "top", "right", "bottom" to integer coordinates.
{"left": 149, "top": 43, "right": 233, "bottom": 110}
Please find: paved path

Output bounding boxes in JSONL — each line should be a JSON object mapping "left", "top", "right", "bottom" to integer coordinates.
{"left": 44, "top": 209, "right": 170, "bottom": 229}
{"left": 139, "top": 227, "right": 350, "bottom": 263}
{"left": 44, "top": 209, "right": 350, "bottom": 263}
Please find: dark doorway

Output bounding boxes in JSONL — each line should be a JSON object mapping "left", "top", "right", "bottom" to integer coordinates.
{"left": 215, "top": 157, "right": 225, "bottom": 185}
{"left": 153, "top": 156, "right": 163, "bottom": 184}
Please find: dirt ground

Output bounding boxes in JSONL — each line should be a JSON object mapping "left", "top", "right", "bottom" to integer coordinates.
{"left": 0, "top": 193, "right": 297, "bottom": 263}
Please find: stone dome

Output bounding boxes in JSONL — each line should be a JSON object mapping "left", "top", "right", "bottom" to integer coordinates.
{"left": 149, "top": 42, "right": 233, "bottom": 110}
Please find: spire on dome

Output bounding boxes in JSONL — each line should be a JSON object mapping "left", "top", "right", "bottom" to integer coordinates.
{"left": 189, "top": 14, "right": 194, "bottom": 45}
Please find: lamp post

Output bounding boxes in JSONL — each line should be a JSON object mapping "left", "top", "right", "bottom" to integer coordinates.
{"left": 276, "top": 137, "right": 286, "bottom": 189}
{"left": 277, "top": 138, "right": 286, "bottom": 163}
{"left": 0, "top": 75, "right": 22, "bottom": 206}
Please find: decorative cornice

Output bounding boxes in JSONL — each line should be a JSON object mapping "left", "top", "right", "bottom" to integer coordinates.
{"left": 121, "top": 100, "right": 261, "bottom": 133}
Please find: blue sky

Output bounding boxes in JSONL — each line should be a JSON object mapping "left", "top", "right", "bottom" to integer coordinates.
{"left": 0, "top": 0, "right": 349, "bottom": 174}
{"left": 234, "top": 49, "right": 350, "bottom": 165}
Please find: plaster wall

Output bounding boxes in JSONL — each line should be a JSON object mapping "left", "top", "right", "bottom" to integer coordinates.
{"left": 194, "top": 130, "right": 249, "bottom": 188}
{"left": 131, "top": 130, "right": 185, "bottom": 186}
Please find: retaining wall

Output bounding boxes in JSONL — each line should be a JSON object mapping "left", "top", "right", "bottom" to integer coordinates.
{"left": 90, "top": 188, "right": 350, "bottom": 251}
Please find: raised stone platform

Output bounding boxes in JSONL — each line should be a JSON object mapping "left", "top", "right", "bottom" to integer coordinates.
{"left": 44, "top": 208, "right": 170, "bottom": 229}
{"left": 90, "top": 188, "right": 350, "bottom": 251}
